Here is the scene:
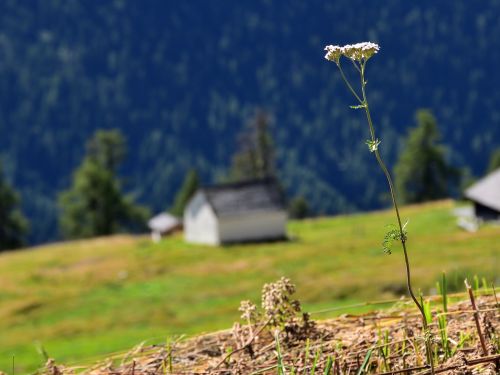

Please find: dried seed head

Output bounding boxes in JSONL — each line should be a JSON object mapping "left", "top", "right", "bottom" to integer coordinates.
{"left": 261, "top": 277, "right": 299, "bottom": 327}
{"left": 238, "top": 300, "right": 258, "bottom": 321}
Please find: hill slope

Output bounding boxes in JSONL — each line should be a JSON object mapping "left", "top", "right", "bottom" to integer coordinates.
{"left": 0, "top": 200, "right": 498, "bottom": 372}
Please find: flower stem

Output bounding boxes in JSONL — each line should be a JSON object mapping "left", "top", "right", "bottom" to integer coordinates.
{"left": 357, "top": 61, "right": 436, "bottom": 374}
{"left": 359, "top": 62, "right": 419, "bottom": 309}
{"left": 337, "top": 64, "right": 363, "bottom": 104}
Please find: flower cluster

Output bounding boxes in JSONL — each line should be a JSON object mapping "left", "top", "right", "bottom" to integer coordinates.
{"left": 323, "top": 45, "right": 343, "bottom": 63}
{"left": 262, "top": 277, "right": 300, "bottom": 328}
{"left": 235, "top": 278, "right": 316, "bottom": 342}
{"left": 324, "top": 42, "right": 380, "bottom": 63}
{"left": 238, "top": 300, "right": 258, "bottom": 322}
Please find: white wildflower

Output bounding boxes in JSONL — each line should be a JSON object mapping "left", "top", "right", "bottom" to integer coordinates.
{"left": 324, "top": 44, "right": 343, "bottom": 63}
{"left": 324, "top": 42, "right": 380, "bottom": 63}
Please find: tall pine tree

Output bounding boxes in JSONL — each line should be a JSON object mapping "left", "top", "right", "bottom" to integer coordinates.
{"left": 0, "top": 162, "right": 28, "bottom": 251}
{"left": 229, "top": 110, "right": 276, "bottom": 181}
{"left": 59, "top": 130, "right": 148, "bottom": 239}
{"left": 394, "top": 110, "right": 456, "bottom": 204}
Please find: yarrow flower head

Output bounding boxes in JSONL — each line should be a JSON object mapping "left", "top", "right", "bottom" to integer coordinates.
{"left": 324, "top": 42, "right": 380, "bottom": 63}
{"left": 324, "top": 44, "right": 343, "bottom": 63}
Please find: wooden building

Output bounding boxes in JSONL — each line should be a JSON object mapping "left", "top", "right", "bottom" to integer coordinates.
{"left": 184, "top": 179, "right": 287, "bottom": 245}
{"left": 464, "top": 168, "right": 500, "bottom": 221}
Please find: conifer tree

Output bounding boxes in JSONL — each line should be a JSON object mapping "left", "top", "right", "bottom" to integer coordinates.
{"left": 229, "top": 111, "right": 276, "bottom": 181}
{"left": 170, "top": 169, "right": 199, "bottom": 217}
{"left": 59, "top": 130, "right": 148, "bottom": 239}
{"left": 0, "top": 162, "right": 28, "bottom": 251}
{"left": 394, "top": 110, "right": 455, "bottom": 204}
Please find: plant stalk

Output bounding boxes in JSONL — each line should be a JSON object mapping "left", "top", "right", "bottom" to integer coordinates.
{"left": 357, "top": 60, "right": 435, "bottom": 374}
{"left": 464, "top": 279, "right": 489, "bottom": 356}
{"left": 338, "top": 64, "right": 363, "bottom": 104}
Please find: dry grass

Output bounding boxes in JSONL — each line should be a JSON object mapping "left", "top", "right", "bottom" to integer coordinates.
{"left": 44, "top": 293, "right": 500, "bottom": 374}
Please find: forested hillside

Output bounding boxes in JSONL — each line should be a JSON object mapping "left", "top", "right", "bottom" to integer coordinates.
{"left": 0, "top": 1, "right": 499, "bottom": 243}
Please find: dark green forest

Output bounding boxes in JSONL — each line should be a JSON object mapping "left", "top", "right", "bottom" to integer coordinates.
{"left": 0, "top": 1, "right": 499, "bottom": 244}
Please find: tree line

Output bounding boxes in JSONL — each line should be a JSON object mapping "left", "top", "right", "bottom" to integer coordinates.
{"left": 1, "top": 108, "right": 499, "bottom": 251}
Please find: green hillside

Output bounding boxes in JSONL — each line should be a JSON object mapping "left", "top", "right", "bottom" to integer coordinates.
{"left": 0, "top": 200, "right": 498, "bottom": 373}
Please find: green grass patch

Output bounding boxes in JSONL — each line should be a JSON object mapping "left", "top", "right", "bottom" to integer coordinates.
{"left": 0, "top": 200, "right": 497, "bottom": 373}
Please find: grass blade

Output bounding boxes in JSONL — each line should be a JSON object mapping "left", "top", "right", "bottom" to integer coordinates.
{"left": 275, "top": 333, "right": 286, "bottom": 375}
{"left": 442, "top": 272, "right": 447, "bottom": 312}
{"left": 323, "top": 356, "right": 333, "bottom": 375}
{"left": 310, "top": 349, "right": 320, "bottom": 375}
{"left": 356, "top": 348, "right": 373, "bottom": 375}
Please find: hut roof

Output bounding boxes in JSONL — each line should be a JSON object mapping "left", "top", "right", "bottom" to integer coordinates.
{"left": 148, "top": 213, "right": 180, "bottom": 232}
{"left": 200, "top": 178, "right": 286, "bottom": 217}
{"left": 464, "top": 168, "right": 500, "bottom": 212}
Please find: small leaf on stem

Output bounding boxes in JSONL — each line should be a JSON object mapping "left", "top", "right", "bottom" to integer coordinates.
{"left": 365, "top": 138, "right": 381, "bottom": 152}
{"left": 350, "top": 104, "right": 367, "bottom": 110}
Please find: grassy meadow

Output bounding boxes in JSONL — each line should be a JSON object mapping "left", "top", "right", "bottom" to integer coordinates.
{"left": 0, "top": 200, "right": 498, "bottom": 373}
